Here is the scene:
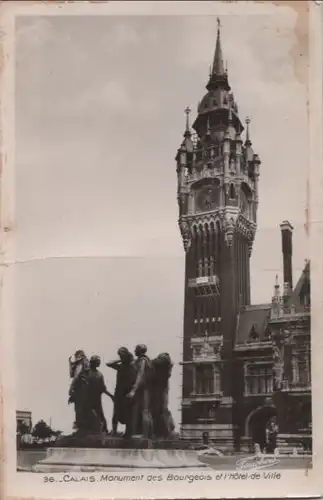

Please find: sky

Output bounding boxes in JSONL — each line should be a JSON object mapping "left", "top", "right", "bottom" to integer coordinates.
{"left": 13, "top": 8, "right": 309, "bottom": 434}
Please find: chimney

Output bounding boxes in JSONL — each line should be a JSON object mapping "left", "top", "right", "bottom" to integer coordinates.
{"left": 280, "top": 221, "right": 293, "bottom": 292}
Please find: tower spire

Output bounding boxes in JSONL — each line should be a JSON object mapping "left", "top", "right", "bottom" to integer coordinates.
{"left": 212, "top": 18, "right": 225, "bottom": 76}
{"left": 206, "top": 18, "right": 230, "bottom": 92}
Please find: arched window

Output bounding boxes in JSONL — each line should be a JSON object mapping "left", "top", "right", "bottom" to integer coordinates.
{"left": 229, "top": 183, "right": 236, "bottom": 199}
{"left": 240, "top": 183, "right": 252, "bottom": 218}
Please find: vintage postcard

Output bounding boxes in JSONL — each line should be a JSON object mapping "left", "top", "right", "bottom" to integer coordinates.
{"left": 1, "top": 0, "right": 322, "bottom": 499}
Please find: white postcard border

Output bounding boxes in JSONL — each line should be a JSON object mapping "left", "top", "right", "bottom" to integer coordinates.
{"left": 1, "top": 1, "right": 322, "bottom": 499}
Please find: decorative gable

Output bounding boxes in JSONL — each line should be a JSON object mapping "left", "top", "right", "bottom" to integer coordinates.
{"left": 248, "top": 324, "right": 259, "bottom": 342}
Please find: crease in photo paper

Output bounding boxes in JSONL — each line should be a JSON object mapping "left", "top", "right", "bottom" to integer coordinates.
{"left": 0, "top": 1, "right": 323, "bottom": 499}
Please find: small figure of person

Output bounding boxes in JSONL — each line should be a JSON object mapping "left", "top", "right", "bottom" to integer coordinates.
{"left": 127, "top": 344, "right": 153, "bottom": 439}
{"left": 202, "top": 431, "right": 209, "bottom": 446}
{"left": 88, "top": 355, "right": 114, "bottom": 433}
{"left": 266, "top": 416, "right": 279, "bottom": 454}
{"left": 106, "top": 347, "right": 136, "bottom": 437}
{"left": 251, "top": 398, "right": 277, "bottom": 454}
{"left": 251, "top": 418, "right": 266, "bottom": 454}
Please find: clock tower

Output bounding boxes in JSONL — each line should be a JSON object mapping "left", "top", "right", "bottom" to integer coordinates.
{"left": 176, "top": 20, "right": 261, "bottom": 448}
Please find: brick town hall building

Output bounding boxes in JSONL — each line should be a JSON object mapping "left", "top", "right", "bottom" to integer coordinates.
{"left": 176, "top": 21, "right": 311, "bottom": 452}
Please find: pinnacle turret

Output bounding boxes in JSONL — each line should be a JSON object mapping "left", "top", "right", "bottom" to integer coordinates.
{"left": 184, "top": 106, "right": 191, "bottom": 138}
{"left": 245, "top": 117, "right": 252, "bottom": 146}
{"left": 177, "top": 106, "right": 193, "bottom": 159}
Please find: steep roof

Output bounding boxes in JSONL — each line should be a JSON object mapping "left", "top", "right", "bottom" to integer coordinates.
{"left": 235, "top": 304, "right": 271, "bottom": 345}
{"left": 288, "top": 260, "right": 310, "bottom": 312}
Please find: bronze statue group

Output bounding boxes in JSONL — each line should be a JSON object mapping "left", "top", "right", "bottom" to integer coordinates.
{"left": 68, "top": 344, "right": 175, "bottom": 440}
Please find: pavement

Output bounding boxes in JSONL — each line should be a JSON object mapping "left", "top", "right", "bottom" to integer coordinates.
{"left": 17, "top": 450, "right": 47, "bottom": 471}
{"left": 17, "top": 449, "right": 312, "bottom": 473}
{"left": 198, "top": 452, "right": 312, "bottom": 470}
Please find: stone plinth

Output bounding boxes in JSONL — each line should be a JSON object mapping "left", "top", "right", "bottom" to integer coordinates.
{"left": 33, "top": 447, "right": 207, "bottom": 473}
{"left": 54, "top": 434, "right": 195, "bottom": 450}
{"left": 32, "top": 433, "right": 207, "bottom": 472}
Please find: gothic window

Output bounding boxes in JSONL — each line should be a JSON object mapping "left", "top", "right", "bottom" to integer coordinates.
{"left": 192, "top": 226, "right": 199, "bottom": 278}
{"left": 292, "top": 350, "right": 311, "bottom": 387}
{"left": 245, "top": 364, "right": 273, "bottom": 395}
{"left": 229, "top": 183, "right": 236, "bottom": 199}
{"left": 298, "top": 358, "right": 309, "bottom": 386}
{"left": 240, "top": 183, "right": 252, "bottom": 218}
{"left": 214, "top": 366, "right": 221, "bottom": 393}
{"left": 196, "top": 364, "right": 214, "bottom": 395}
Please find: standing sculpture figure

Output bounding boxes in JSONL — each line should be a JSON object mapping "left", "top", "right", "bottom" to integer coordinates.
{"left": 106, "top": 347, "right": 136, "bottom": 437}
{"left": 127, "top": 344, "right": 153, "bottom": 439}
{"left": 151, "top": 352, "right": 175, "bottom": 439}
{"left": 68, "top": 350, "right": 91, "bottom": 433}
{"left": 88, "top": 355, "right": 114, "bottom": 433}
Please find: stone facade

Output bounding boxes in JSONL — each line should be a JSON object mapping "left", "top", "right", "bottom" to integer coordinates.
{"left": 176, "top": 21, "right": 311, "bottom": 452}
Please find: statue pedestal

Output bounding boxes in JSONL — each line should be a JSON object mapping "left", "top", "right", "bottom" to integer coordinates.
{"left": 33, "top": 448, "right": 206, "bottom": 472}
{"left": 32, "top": 434, "right": 207, "bottom": 472}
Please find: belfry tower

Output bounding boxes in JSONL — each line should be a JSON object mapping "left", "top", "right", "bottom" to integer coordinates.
{"left": 176, "top": 20, "right": 261, "bottom": 447}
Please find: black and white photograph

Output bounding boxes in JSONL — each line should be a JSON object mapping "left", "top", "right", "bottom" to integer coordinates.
{"left": 1, "top": 1, "right": 323, "bottom": 499}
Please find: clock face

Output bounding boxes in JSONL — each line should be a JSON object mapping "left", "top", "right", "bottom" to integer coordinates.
{"left": 196, "top": 185, "right": 218, "bottom": 212}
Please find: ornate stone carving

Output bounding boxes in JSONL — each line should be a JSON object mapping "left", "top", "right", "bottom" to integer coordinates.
{"left": 273, "top": 345, "right": 284, "bottom": 389}
{"left": 271, "top": 328, "right": 293, "bottom": 390}
{"left": 236, "top": 214, "right": 256, "bottom": 239}
{"left": 179, "top": 218, "right": 191, "bottom": 252}
{"left": 247, "top": 239, "right": 254, "bottom": 257}
{"left": 191, "top": 333, "right": 223, "bottom": 362}
{"left": 188, "top": 212, "right": 223, "bottom": 230}
{"left": 224, "top": 221, "right": 234, "bottom": 246}
{"left": 223, "top": 215, "right": 237, "bottom": 247}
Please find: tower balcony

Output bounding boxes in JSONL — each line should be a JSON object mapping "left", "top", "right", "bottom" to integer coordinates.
{"left": 188, "top": 275, "right": 220, "bottom": 297}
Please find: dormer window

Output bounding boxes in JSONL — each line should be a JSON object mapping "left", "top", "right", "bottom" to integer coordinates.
{"left": 248, "top": 324, "right": 259, "bottom": 342}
